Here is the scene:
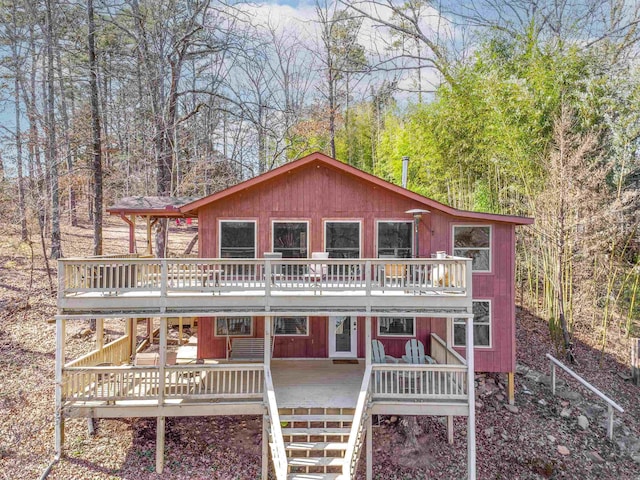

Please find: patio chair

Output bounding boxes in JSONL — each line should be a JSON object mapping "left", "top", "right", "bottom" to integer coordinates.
{"left": 379, "top": 255, "right": 406, "bottom": 291}
{"left": 402, "top": 339, "right": 436, "bottom": 365}
{"left": 371, "top": 339, "right": 400, "bottom": 364}
{"left": 305, "top": 252, "right": 328, "bottom": 287}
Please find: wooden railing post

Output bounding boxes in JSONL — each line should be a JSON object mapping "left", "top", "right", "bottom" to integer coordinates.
{"left": 607, "top": 404, "right": 614, "bottom": 440}
{"left": 365, "top": 260, "right": 371, "bottom": 296}
{"left": 551, "top": 362, "right": 556, "bottom": 396}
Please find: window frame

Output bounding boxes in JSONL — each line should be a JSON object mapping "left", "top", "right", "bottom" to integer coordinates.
{"left": 323, "top": 219, "right": 362, "bottom": 258}
{"left": 273, "top": 316, "right": 310, "bottom": 337}
{"left": 214, "top": 316, "right": 254, "bottom": 337}
{"left": 377, "top": 317, "right": 416, "bottom": 337}
{"left": 271, "top": 220, "right": 309, "bottom": 258}
{"left": 452, "top": 300, "right": 492, "bottom": 348}
{"left": 452, "top": 224, "right": 492, "bottom": 273}
{"left": 218, "top": 219, "right": 257, "bottom": 258}
{"left": 375, "top": 220, "right": 413, "bottom": 258}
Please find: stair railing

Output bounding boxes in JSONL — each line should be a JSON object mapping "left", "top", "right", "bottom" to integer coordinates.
{"left": 264, "top": 367, "right": 288, "bottom": 480}
{"left": 343, "top": 364, "right": 373, "bottom": 479}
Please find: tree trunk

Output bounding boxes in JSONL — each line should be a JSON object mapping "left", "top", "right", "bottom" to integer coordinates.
{"left": 45, "top": 0, "right": 61, "bottom": 259}
{"left": 88, "top": 0, "right": 103, "bottom": 256}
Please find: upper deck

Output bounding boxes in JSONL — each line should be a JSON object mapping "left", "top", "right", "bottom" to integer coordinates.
{"left": 58, "top": 256, "right": 473, "bottom": 318}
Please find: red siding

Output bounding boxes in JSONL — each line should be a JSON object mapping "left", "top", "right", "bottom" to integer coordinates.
{"left": 195, "top": 162, "right": 518, "bottom": 373}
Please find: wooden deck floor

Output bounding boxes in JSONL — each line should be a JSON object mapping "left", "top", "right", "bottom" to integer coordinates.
{"left": 270, "top": 360, "right": 365, "bottom": 409}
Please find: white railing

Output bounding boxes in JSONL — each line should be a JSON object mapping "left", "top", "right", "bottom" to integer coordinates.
{"left": 59, "top": 256, "right": 471, "bottom": 298}
{"left": 62, "top": 364, "right": 264, "bottom": 403}
{"left": 430, "top": 333, "right": 467, "bottom": 366}
{"left": 264, "top": 367, "right": 288, "bottom": 480}
{"left": 371, "top": 364, "right": 468, "bottom": 401}
{"left": 65, "top": 336, "right": 131, "bottom": 368}
{"left": 547, "top": 354, "right": 624, "bottom": 440}
{"left": 343, "top": 364, "right": 373, "bottom": 479}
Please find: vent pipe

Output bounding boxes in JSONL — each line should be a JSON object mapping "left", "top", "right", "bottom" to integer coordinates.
{"left": 401, "top": 156, "right": 409, "bottom": 188}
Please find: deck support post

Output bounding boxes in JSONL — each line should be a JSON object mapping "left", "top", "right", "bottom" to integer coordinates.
{"left": 156, "top": 416, "right": 165, "bottom": 474}
{"left": 365, "top": 316, "right": 372, "bottom": 367}
{"left": 466, "top": 315, "right": 476, "bottom": 480}
{"left": 447, "top": 416, "right": 454, "bottom": 444}
{"left": 55, "top": 318, "right": 65, "bottom": 457}
{"left": 262, "top": 416, "right": 269, "bottom": 480}
{"left": 507, "top": 372, "right": 515, "bottom": 405}
{"left": 264, "top": 317, "right": 271, "bottom": 368}
{"left": 366, "top": 414, "right": 373, "bottom": 480}
{"left": 96, "top": 318, "right": 104, "bottom": 351}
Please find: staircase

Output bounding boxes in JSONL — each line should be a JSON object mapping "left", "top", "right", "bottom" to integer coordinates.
{"left": 278, "top": 407, "right": 355, "bottom": 480}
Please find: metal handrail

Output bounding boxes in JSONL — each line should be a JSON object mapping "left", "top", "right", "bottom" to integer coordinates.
{"left": 546, "top": 353, "right": 624, "bottom": 440}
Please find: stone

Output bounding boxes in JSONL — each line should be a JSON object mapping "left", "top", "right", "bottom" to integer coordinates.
{"left": 505, "top": 404, "right": 519, "bottom": 414}
{"left": 560, "top": 408, "right": 571, "bottom": 418}
{"left": 556, "top": 389, "right": 582, "bottom": 402}
{"left": 516, "top": 363, "right": 530, "bottom": 375}
{"left": 632, "top": 454, "right": 640, "bottom": 464}
{"left": 587, "top": 452, "right": 605, "bottom": 464}
{"left": 389, "top": 416, "right": 398, "bottom": 423}
{"left": 496, "top": 394, "right": 505, "bottom": 402}
{"left": 577, "top": 415, "right": 589, "bottom": 430}
{"left": 547, "top": 435, "right": 556, "bottom": 443}
{"left": 484, "top": 427, "right": 494, "bottom": 437}
{"left": 560, "top": 401, "right": 570, "bottom": 407}
{"left": 538, "top": 399, "right": 548, "bottom": 406}
{"left": 476, "top": 401, "right": 484, "bottom": 409}
{"left": 557, "top": 445, "right": 570, "bottom": 456}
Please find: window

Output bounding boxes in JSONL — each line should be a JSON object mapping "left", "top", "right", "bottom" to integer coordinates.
{"left": 378, "top": 317, "right": 415, "bottom": 336}
{"left": 325, "top": 221, "right": 361, "bottom": 258}
{"left": 220, "top": 221, "right": 256, "bottom": 258}
{"left": 453, "top": 301, "right": 491, "bottom": 347}
{"left": 273, "top": 222, "right": 308, "bottom": 258}
{"left": 453, "top": 226, "right": 491, "bottom": 272}
{"left": 215, "top": 317, "right": 253, "bottom": 336}
{"left": 274, "top": 316, "right": 308, "bottom": 336}
{"left": 377, "top": 221, "right": 412, "bottom": 258}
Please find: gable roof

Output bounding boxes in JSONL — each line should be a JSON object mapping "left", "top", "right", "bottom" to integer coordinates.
{"left": 180, "top": 152, "right": 533, "bottom": 225}
{"left": 108, "top": 196, "right": 198, "bottom": 217}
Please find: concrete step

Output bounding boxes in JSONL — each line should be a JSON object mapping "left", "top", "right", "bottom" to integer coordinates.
{"left": 285, "top": 441, "right": 348, "bottom": 452}
{"left": 288, "top": 457, "right": 344, "bottom": 467}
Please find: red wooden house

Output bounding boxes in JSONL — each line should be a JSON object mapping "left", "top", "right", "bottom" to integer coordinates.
{"left": 55, "top": 152, "right": 532, "bottom": 480}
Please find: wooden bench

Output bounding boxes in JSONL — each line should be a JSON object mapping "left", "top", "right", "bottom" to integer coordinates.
{"left": 229, "top": 338, "right": 270, "bottom": 361}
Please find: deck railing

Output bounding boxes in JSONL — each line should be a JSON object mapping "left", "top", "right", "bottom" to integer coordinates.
{"left": 59, "top": 257, "right": 471, "bottom": 298}
{"left": 371, "top": 364, "right": 468, "bottom": 401}
{"left": 430, "top": 333, "right": 467, "bottom": 366}
{"left": 62, "top": 364, "right": 264, "bottom": 404}
{"left": 343, "top": 364, "right": 373, "bottom": 479}
{"left": 65, "top": 336, "right": 131, "bottom": 368}
{"left": 264, "top": 367, "right": 288, "bottom": 480}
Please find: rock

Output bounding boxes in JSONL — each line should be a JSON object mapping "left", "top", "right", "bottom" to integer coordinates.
{"left": 389, "top": 416, "right": 398, "bottom": 423}
{"left": 547, "top": 435, "right": 556, "bottom": 443}
{"left": 556, "top": 388, "right": 582, "bottom": 402}
{"left": 484, "top": 427, "right": 494, "bottom": 437}
{"left": 632, "top": 453, "right": 640, "bottom": 464}
{"left": 516, "top": 363, "right": 530, "bottom": 375}
{"left": 476, "top": 401, "right": 483, "bottom": 409}
{"left": 587, "top": 451, "right": 605, "bottom": 464}
{"left": 617, "top": 372, "right": 632, "bottom": 381}
{"left": 577, "top": 415, "right": 589, "bottom": 430}
{"left": 560, "top": 401, "right": 570, "bottom": 407}
{"left": 560, "top": 408, "right": 571, "bottom": 418}
{"left": 496, "top": 394, "right": 505, "bottom": 402}
{"left": 538, "top": 399, "right": 548, "bottom": 406}
{"left": 557, "top": 445, "right": 570, "bottom": 456}
{"left": 505, "top": 404, "right": 519, "bottom": 414}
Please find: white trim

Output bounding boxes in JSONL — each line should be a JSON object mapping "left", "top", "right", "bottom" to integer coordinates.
{"left": 271, "top": 220, "right": 310, "bottom": 258}
{"left": 451, "top": 224, "right": 492, "bottom": 273}
{"left": 328, "top": 315, "right": 358, "bottom": 358}
{"left": 377, "top": 317, "right": 416, "bottom": 337}
{"left": 273, "top": 316, "right": 309, "bottom": 336}
{"left": 375, "top": 220, "right": 413, "bottom": 258}
{"left": 214, "top": 316, "right": 253, "bottom": 337}
{"left": 218, "top": 219, "right": 257, "bottom": 258}
{"left": 452, "top": 300, "right": 492, "bottom": 348}
{"left": 323, "top": 219, "right": 363, "bottom": 258}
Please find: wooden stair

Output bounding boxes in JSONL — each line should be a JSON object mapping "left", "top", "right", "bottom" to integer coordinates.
{"left": 278, "top": 407, "right": 354, "bottom": 480}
